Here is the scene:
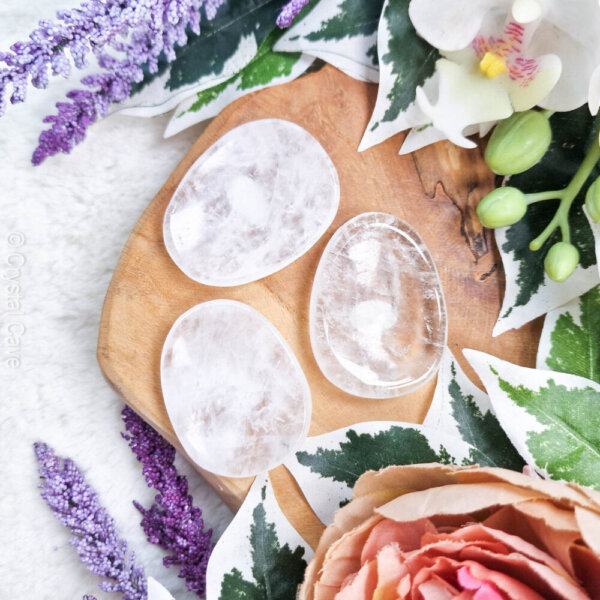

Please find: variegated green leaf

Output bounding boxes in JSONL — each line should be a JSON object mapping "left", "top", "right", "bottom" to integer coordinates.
{"left": 274, "top": 0, "right": 384, "bottom": 83}
{"left": 465, "top": 349, "right": 600, "bottom": 489}
{"left": 285, "top": 421, "right": 475, "bottom": 525}
{"left": 585, "top": 205, "right": 600, "bottom": 280}
{"left": 493, "top": 108, "right": 600, "bottom": 336}
{"left": 165, "top": 31, "right": 314, "bottom": 138}
{"left": 207, "top": 473, "right": 312, "bottom": 600}
{"left": 358, "top": 0, "right": 439, "bottom": 151}
{"left": 118, "top": 0, "right": 308, "bottom": 117}
{"left": 537, "top": 285, "right": 600, "bottom": 383}
{"left": 424, "top": 348, "right": 525, "bottom": 470}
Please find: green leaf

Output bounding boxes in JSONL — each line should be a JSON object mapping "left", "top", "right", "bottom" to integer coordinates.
{"left": 238, "top": 30, "right": 301, "bottom": 89}
{"left": 497, "top": 377, "right": 600, "bottom": 489}
{"left": 448, "top": 363, "right": 525, "bottom": 470}
{"left": 379, "top": 0, "right": 439, "bottom": 123}
{"left": 493, "top": 107, "right": 600, "bottom": 334}
{"left": 296, "top": 426, "right": 450, "bottom": 488}
{"left": 358, "top": 0, "right": 439, "bottom": 150}
{"left": 186, "top": 78, "right": 231, "bottom": 112}
{"left": 219, "top": 486, "right": 308, "bottom": 600}
{"left": 275, "top": 0, "right": 381, "bottom": 81}
{"left": 425, "top": 350, "right": 525, "bottom": 470}
{"left": 466, "top": 349, "right": 600, "bottom": 490}
{"left": 150, "top": 1, "right": 282, "bottom": 93}
{"left": 165, "top": 29, "right": 312, "bottom": 137}
{"left": 545, "top": 286, "right": 600, "bottom": 383}
{"left": 304, "top": 0, "right": 383, "bottom": 41}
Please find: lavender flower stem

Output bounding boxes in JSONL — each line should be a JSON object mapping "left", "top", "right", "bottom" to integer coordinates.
{"left": 34, "top": 442, "right": 147, "bottom": 600}
{"left": 122, "top": 406, "right": 213, "bottom": 597}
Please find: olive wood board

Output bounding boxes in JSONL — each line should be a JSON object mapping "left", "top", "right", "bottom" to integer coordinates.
{"left": 97, "top": 65, "right": 542, "bottom": 549}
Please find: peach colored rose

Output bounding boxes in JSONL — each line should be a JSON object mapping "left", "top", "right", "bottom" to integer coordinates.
{"left": 299, "top": 464, "right": 600, "bottom": 600}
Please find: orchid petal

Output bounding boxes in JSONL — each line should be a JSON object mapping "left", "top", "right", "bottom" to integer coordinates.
{"left": 409, "top": 0, "right": 510, "bottom": 52}
{"left": 399, "top": 124, "right": 448, "bottom": 155}
{"left": 415, "top": 59, "right": 513, "bottom": 149}
{"left": 589, "top": 64, "right": 600, "bottom": 115}
{"left": 511, "top": 0, "right": 543, "bottom": 24}
{"left": 508, "top": 53, "right": 561, "bottom": 111}
{"left": 529, "top": 24, "right": 597, "bottom": 111}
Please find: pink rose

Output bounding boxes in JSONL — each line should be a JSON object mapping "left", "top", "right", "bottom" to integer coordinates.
{"left": 300, "top": 464, "right": 600, "bottom": 600}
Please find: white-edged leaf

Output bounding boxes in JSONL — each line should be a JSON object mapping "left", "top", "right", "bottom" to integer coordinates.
{"left": 117, "top": 34, "right": 260, "bottom": 118}
{"left": 537, "top": 285, "right": 600, "bottom": 383}
{"left": 274, "top": 0, "right": 384, "bottom": 83}
{"left": 147, "top": 577, "right": 175, "bottom": 600}
{"left": 206, "top": 472, "right": 312, "bottom": 600}
{"left": 585, "top": 205, "right": 600, "bottom": 279}
{"left": 165, "top": 51, "right": 313, "bottom": 138}
{"left": 358, "top": 0, "right": 439, "bottom": 151}
{"left": 425, "top": 348, "right": 525, "bottom": 470}
{"left": 465, "top": 349, "right": 600, "bottom": 489}
{"left": 285, "top": 421, "right": 475, "bottom": 526}
{"left": 493, "top": 225, "right": 599, "bottom": 336}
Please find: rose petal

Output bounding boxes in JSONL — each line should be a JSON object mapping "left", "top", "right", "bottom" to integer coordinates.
{"left": 361, "top": 518, "right": 436, "bottom": 563}
{"left": 460, "top": 545, "right": 588, "bottom": 600}
{"left": 320, "top": 516, "right": 381, "bottom": 587}
{"left": 575, "top": 506, "right": 600, "bottom": 557}
{"left": 484, "top": 501, "right": 580, "bottom": 576}
{"left": 335, "top": 559, "right": 377, "bottom": 600}
{"left": 377, "top": 482, "right": 546, "bottom": 523}
{"left": 570, "top": 544, "right": 600, "bottom": 600}
{"left": 455, "top": 467, "right": 599, "bottom": 512}
{"left": 418, "top": 579, "right": 455, "bottom": 600}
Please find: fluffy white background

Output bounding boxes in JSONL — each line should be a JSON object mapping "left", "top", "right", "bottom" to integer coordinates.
{"left": 0, "top": 2, "right": 233, "bottom": 598}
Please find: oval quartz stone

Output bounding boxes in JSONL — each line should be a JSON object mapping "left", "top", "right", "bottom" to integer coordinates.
{"left": 163, "top": 119, "right": 340, "bottom": 286}
{"left": 309, "top": 212, "right": 447, "bottom": 398}
{"left": 161, "top": 300, "right": 311, "bottom": 477}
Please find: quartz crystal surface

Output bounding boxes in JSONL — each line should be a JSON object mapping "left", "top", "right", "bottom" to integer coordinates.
{"left": 163, "top": 119, "right": 340, "bottom": 286}
{"left": 310, "top": 212, "right": 447, "bottom": 398}
{"left": 161, "top": 300, "right": 311, "bottom": 477}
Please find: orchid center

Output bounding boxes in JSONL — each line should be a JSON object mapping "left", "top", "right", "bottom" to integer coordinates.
{"left": 479, "top": 52, "right": 508, "bottom": 79}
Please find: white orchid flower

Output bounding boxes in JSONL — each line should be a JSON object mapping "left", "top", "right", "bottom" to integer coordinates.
{"left": 401, "top": 0, "right": 600, "bottom": 153}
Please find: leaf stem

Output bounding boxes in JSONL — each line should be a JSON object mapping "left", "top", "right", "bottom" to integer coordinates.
{"left": 529, "top": 134, "right": 600, "bottom": 250}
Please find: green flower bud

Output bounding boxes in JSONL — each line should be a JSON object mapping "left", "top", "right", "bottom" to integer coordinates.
{"left": 476, "top": 187, "right": 527, "bottom": 228}
{"left": 585, "top": 177, "right": 600, "bottom": 223}
{"left": 485, "top": 110, "right": 552, "bottom": 175}
{"left": 544, "top": 242, "right": 580, "bottom": 282}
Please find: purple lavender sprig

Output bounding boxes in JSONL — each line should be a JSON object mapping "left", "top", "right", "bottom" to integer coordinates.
{"left": 121, "top": 406, "right": 213, "bottom": 597}
{"left": 34, "top": 442, "right": 147, "bottom": 600}
{"left": 29, "top": 0, "right": 217, "bottom": 165}
{"left": 276, "top": 0, "right": 310, "bottom": 28}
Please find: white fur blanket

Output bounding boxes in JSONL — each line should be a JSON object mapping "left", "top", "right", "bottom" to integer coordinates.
{"left": 0, "top": 2, "right": 232, "bottom": 598}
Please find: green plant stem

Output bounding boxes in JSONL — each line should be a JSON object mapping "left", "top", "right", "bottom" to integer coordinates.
{"left": 529, "top": 137, "right": 600, "bottom": 250}
{"left": 525, "top": 190, "right": 561, "bottom": 204}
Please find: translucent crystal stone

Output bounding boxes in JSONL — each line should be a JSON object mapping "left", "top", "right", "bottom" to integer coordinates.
{"left": 161, "top": 300, "right": 311, "bottom": 477}
{"left": 163, "top": 119, "right": 340, "bottom": 287}
{"left": 309, "top": 212, "right": 447, "bottom": 399}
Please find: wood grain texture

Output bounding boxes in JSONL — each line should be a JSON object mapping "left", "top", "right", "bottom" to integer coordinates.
{"left": 97, "top": 65, "right": 542, "bottom": 544}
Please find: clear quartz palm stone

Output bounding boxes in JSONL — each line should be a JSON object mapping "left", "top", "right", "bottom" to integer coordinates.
{"left": 309, "top": 212, "right": 447, "bottom": 399}
{"left": 163, "top": 119, "right": 340, "bottom": 286}
{"left": 161, "top": 300, "right": 311, "bottom": 478}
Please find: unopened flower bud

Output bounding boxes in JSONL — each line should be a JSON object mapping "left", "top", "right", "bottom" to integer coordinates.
{"left": 544, "top": 242, "right": 579, "bottom": 282}
{"left": 585, "top": 177, "right": 600, "bottom": 223}
{"left": 485, "top": 111, "right": 551, "bottom": 175}
{"left": 476, "top": 187, "right": 527, "bottom": 228}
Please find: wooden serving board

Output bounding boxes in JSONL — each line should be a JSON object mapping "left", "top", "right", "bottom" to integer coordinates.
{"left": 97, "top": 65, "right": 542, "bottom": 548}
